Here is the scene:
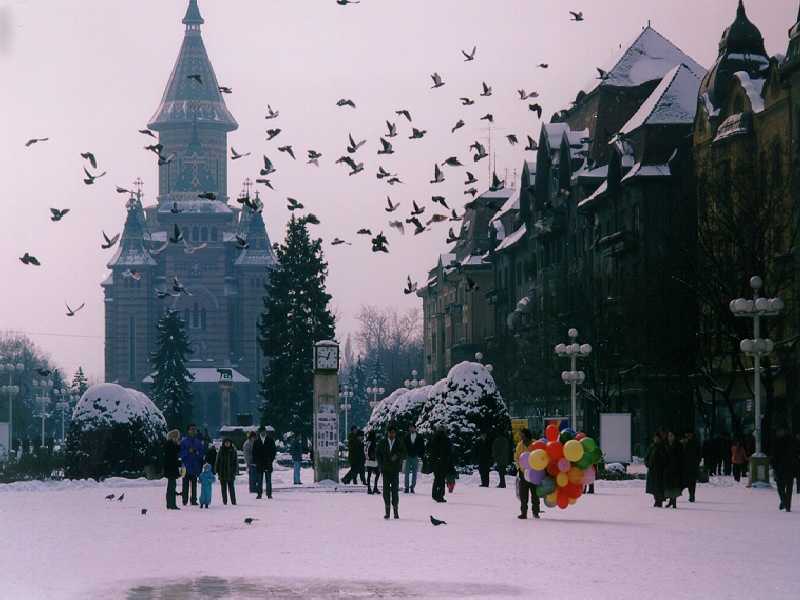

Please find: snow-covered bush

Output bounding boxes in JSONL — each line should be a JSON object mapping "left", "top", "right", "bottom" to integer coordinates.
{"left": 64, "top": 384, "right": 167, "bottom": 480}
{"left": 365, "top": 385, "right": 431, "bottom": 434}
{"left": 416, "top": 362, "right": 511, "bottom": 466}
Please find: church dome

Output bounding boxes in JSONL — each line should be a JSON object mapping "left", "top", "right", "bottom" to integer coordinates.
{"left": 718, "top": 1, "right": 766, "bottom": 55}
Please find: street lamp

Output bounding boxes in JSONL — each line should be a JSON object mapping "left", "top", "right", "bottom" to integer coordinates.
{"left": 730, "top": 275, "right": 783, "bottom": 487}
{"left": 367, "top": 378, "right": 385, "bottom": 409}
{"left": 55, "top": 388, "right": 76, "bottom": 442}
{"left": 33, "top": 376, "right": 53, "bottom": 448}
{"left": 404, "top": 369, "right": 427, "bottom": 390}
{"left": 474, "top": 352, "right": 494, "bottom": 374}
{"left": 339, "top": 384, "right": 353, "bottom": 434}
{"left": 0, "top": 360, "right": 24, "bottom": 452}
{"left": 555, "top": 328, "right": 592, "bottom": 430}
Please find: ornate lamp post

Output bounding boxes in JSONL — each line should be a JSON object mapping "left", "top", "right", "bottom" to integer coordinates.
{"left": 474, "top": 352, "right": 494, "bottom": 374}
{"left": 555, "top": 329, "right": 592, "bottom": 430}
{"left": 0, "top": 359, "right": 24, "bottom": 452}
{"left": 339, "top": 384, "right": 353, "bottom": 434}
{"left": 367, "top": 378, "right": 385, "bottom": 409}
{"left": 33, "top": 376, "right": 53, "bottom": 447}
{"left": 403, "top": 369, "right": 427, "bottom": 390}
{"left": 729, "top": 275, "right": 783, "bottom": 487}
{"left": 54, "top": 388, "right": 77, "bottom": 441}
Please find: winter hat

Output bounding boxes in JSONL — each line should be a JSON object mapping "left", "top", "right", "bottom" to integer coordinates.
{"left": 167, "top": 429, "right": 181, "bottom": 442}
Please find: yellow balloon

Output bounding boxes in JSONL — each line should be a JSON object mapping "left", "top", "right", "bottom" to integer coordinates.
{"left": 556, "top": 472, "right": 568, "bottom": 487}
{"left": 567, "top": 466, "right": 584, "bottom": 485}
{"left": 529, "top": 449, "right": 549, "bottom": 471}
{"left": 563, "top": 439, "right": 585, "bottom": 463}
{"left": 546, "top": 491, "right": 558, "bottom": 504}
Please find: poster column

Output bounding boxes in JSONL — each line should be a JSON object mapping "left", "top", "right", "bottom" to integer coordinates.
{"left": 313, "top": 340, "right": 340, "bottom": 482}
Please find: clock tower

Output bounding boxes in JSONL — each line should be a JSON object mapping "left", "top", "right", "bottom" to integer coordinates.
{"left": 313, "top": 340, "right": 340, "bottom": 482}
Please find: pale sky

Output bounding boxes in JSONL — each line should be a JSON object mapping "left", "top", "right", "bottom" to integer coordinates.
{"left": 0, "top": 0, "right": 796, "bottom": 381}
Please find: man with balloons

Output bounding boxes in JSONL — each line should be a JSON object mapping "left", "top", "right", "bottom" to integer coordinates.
{"left": 516, "top": 422, "right": 603, "bottom": 515}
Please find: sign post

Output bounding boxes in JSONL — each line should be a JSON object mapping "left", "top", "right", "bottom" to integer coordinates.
{"left": 313, "top": 341, "right": 340, "bottom": 482}
{"left": 217, "top": 368, "right": 234, "bottom": 427}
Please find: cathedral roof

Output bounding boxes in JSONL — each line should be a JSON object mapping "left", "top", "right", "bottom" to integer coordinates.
{"left": 147, "top": 1, "right": 237, "bottom": 131}
{"left": 107, "top": 198, "right": 157, "bottom": 268}
{"left": 234, "top": 207, "right": 277, "bottom": 268}
{"left": 718, "top": 0, "right": 766, "bottom": 55}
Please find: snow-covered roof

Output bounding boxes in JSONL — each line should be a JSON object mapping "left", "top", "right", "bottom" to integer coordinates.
{"left": 621, "top": 162, "right": 671, "bottom": 182}
{"left": 490, "top": 188, "right": 520, "bottom": 224}
{"left": 620, "top": 64, "right": 703, "bottom": 135}
{"left": 543, "top": 123, "right": 570, "bottom": 151}
{"left": 578, "top": 180, "right": 608, "bottom": 208}
{"left": 714, "top": 112, "right": 752, "bottom": 143}
{"left": 576, "top": 164, "right": 609, "bottom": 181}
{"left": 72, "top": 384, "right": 166, "bottom": 432}
{"left": 142, "top": 367, "right": 250, "bottom": 384}
{"left": 733, "top": 71, "right": 766, "bottom": 113}
{"left": 492, "top": 220, "right": 506, "bottom": 241}
{"left": 584, "top": 26, "right": 705, "bottom": 93}
{"left": 461, "top": 254, "right": 487, "bottom": 267}
{"left": 437, "top": 253, "right": 456, "bottom": 268}
{"left": 495, "top": 223, "right": 527, "bottom": 252}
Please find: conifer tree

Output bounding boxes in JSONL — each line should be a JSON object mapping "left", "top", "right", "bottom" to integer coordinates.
{"left": 349, "top": 357, "right": 370, "bottom": 429}
{"left": 150, "top": 310, "right": 194, "bottom": 430}
{"left": 258, "top": 215, "right": 335, "bottom": 438}
{"left": 71, "top": 367, "right": 89, "bottom": 398}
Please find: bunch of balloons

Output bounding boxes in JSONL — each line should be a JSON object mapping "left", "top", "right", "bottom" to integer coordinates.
{"left": 517, "top": 423, "right": 602, "bottom": 510}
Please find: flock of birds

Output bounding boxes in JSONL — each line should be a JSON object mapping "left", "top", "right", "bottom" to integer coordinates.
{"left": 19, "top": 7, "right": 589, "bottom": 310}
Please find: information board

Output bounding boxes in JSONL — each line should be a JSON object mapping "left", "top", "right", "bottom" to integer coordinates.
{"left": 315, "top": 404, "right": 339, "bottom": 458}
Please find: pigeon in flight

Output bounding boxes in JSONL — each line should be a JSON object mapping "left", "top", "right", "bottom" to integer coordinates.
{"left": 386, "top": 176, "right": 403, "bottom": 186}
{"left": 529, "top": 103, "right": 543, "bottom": 119}
{"left": 409, "top": 128, "right": 426, "bottom": 140}
{"left": 385, "top": 197, "right": 399, "bottom": 212}
{"left": 307, "top": 149, "right": 322, "bottom": 166}
{"left": 378, "top": 138, "right": 394, "bottom": 155}
{"left": 490, "top": 172, "right": 505, "bottom": 192}
{"left": 449, "top": 209, "right": 462, "bottom": 222}
{"left": 411, "top": 201, "right": 425, "bottom": 216}
{"left": 231, "top": 147, "right": 251, "bottom": 160}
{"left": 256, "top": 178, "right": 274, "bottom": 189}
{"left": 357, "top": 228, "right": 372, "bottom": 236}
{"left": 471, "top": 141, "right": 488, "bottom": 162}
{"left": 347, "top": 133, "right": 366, "bottom": 154}
{"left": 183, "top": 239, "right": 207, "bottom": 255}
{"left": 80, "top": 152, "right": 98, "bottom": 169}
{"left": 376, "top": 166, "right": 394, "bottom": 180}
{"left": 426, "top": 214, "right": 447, "bottom": 226}
{"left": 170, "top": 202, "right": 182, "bottom": 214}
{"left": 396, "top": 109, "right": 412, "bottom": 122}
{"left": 101, "top": 231, "right": 120, "bottom": 250}
{"left": 187, "top": 74, "right": 203, "bottom": 85}
{"left": 156, "top": 289, "right": 178, "bottom": 299}
{"left": 371, "top": 231, "right": 389, "bottom": 253}
{"left": 407, "top": 217, "right": 426, "bottom": 236}
{"left": 286, "top": 197, "right": 304, "bottom": 211}
{"left": 385, "top": 121, "right": 398, "bottom": 138}
{"left": 337, "top": 98, "right": 356, "bottom": 108}
{"left": 538, "top": 63, "right": 549, "bottom": 69}
{"left": 158, "top": 152, "right": 177, "bottom": 166}
{"left": 105, "top": 494, "right": 115, "bottom": 501}
{"left": 430, "top": 164, "right": 445, "bottom": 184}
{"left": 442, "top": 156, "right": 462, "bottom": 167}
{"left": 19, "top": 252, "right": 41, "bottom": 266}
{"left": 464, "top": 187, "right": 478, "bottom": 197}
{"left": 570, "top": 10, "right": 584, "bottom": 21}
{"left": 244, "top": 517, "right": 258, "bottom": 525}
{"left": 430, "top": 72, "right": 445, "bottom": 89}
{"left": 446, "top": 228, "right": 460, "bottom": 244}
{"left": 83, "top": 167, "right": 107, "bottom": 185}
{"left": 404, "top": 276, "right": 418, "bottom": 295}
{"left": 525, "top": 136, "right": 539, "bottom": 152}
{"left": 260, "top": 155, "right": 276, "bottom": 176}
{"left": 218, "top": 86, "right": 233, "bottom": 94}
{"left": 348, "top": 161, "right": 365, "bottom": 175}
{"left": 266, "top": 128, "right": 282, "bottom": 141}
{"left": 507, "top": 134, "right": 519, "bottom": 145}
{"left": 331, "top": 238, "right": 351, "bottom": 246}
{"left": 480, "top": 82, "right": 492, "bottom": 97}
{"left": 466, "top": 276, "right": 480, "bottom": 291}
{"left": 172, "top": 276, "right": 191, "bottom": 295}
{"left": 65, "top": 302, "right": 85, "bottom": 317}
{"left": 141, "top": 509, "right": 148, "bottom": 515}
{"left": 50, "top": 208, "right": 70, "bottom": 222}
{"left": 25, "top": 137, "right": 49, "bottom": 147}
{"left": 480, "top": 113, "right": 494, "bottom": 123}
{"left": 168, "top": 224, "right": 183, "bottom": 244}
{"left": 462, "top": 46, "right": 476, "bottom": 61}
{"left": 451, "top": 120, "right": 465, "bottom": 133}
{"left": 518, "top": 89, "right": 540, "bottom": 100}
{"left": 117, "top": 493, "right": 125, "bottom": 502}
{"left": 144, "top": 143, "right": 163, "bottom": 156}
{"left": 278, "top": 145, "right": 296, "bottom": 160}
{"left": 265, "top": 105, "right": 280, "bottom": 119}
{"left": 464, "top": 172, "right": 478, "bottom": 185}
{"left": 198, "top": 192, "right": 217, "bottom": 200}
{"left": 116, "top": 186, "right": 133, "bottom": 195}
{"left": 596, "top": 68, "right": 609, "bottom": 81}
{"left": 304, "top": 213, "right": 321, "bottom": 226}
{"left": 139, "top": 128, "right": 157, "bottom": 138}
{"left": 336, "top": 0, "right": 360, "bottom": 5}
{"left": 388, "top": 220, "right": 405, "bottom": 235}
{"left": 430, "top": 516, "right": 447, "bottom": 526}
{"left": 460, "top": 97, "right": 475, "bottom": 106}
{"left": 431, "top": 196, "right": 449, "bottom": 209}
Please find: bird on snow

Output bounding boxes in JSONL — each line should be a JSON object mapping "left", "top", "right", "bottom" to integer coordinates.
{"left": 105, "top": 494, "right": 115, "bottom": 501}
{"left": 507, "top": 134, "right": 519, "bottom": 145}
{"left": 464, "top": 172, "right": 478, "bottom": 185}
{"left": 80, "top": 152, "right": 98, "bottom": 169}
{"left": 480, "top": 82, "right": 492, "bottom": 97}
{"left": 377, "top": 137, "right": 394, "bottom": 155}
{"left": 138, "top": 128, "right": 157, "bottom": 138}
{"left": 451, "top": 120, "right": 465, "bottom": 133}
{"left": 411, "top": 201, "right": 425, "bottom": 216}
{"left": 50, "top": 208, "right": 70, "bottom": 222}
{"left": 385, "top": 197, "right": 399, "bottom": 212}
{"left": 371, "top": 231, "right": 389, "bottom": 253}
{"left": 278, "top": 145, "right": 296, "bottom": 160}
{"left": 490, "top": 172, "right": 505, "bottom": 192}
{"left": 461, "top": 46, "right": 476, "bottom": 61}
{"left": 231, "top": 147, "right": 250, "bottom": 160}
{"left": 388, "top": 220, "right": 405, "bottom": 235}
{"left": 65, "top": 302, "right": 85, "bottom": 317}
{"left": 432, "top": 196, "right": 449, "bottom": 209}
{"left": 141, "top": 509, "right": 148, "bottom": 515}
{"left": 430, "top": 72, "right": 445, "bottom": 89}
{"left": 518, "top": 89, "right": 539, "bottom": 100}
{"left": 442, "top": 156, "right": 462, "bottom": 167}
{"left": 168, "top": 224, "right": 184, "bottom": 244}
{"left": 449, "top": 209, "right": 462, "bottom": 222}
{"left": 266, "top": 128, "right": 282, "bottom": 141}
{"left": 83, "top": 167, "right": 107, "bottom": 185}
{"left": 570, "top": 10, "right": 584, "bottom": 21}
{"left": 480, "top": 113, "right": 494, "bottom": 123}
{"left": 529, "top": 103, "right": 543, "bottom": 119}
{"left": 19, "top": 252, "right": 41, "bottom": 266}
{"left": 525, "top": 136, "right": 538, "bottom": 152}
{"left": 395, "top": 109, "right": 412, "bottom": 122}
{"left": 260, "top": 155, "right": 276, "bottom": 176}
{"left": 459, "top": 97, "right": 475, "bottom": 106}
{"left": 187, "top": 73, "right": 203, "bottom": 85}
{"left": 218, "top": 86, "right": 232, "bottom": 94}
{"left": 337, "top": 98, "right": 356, "bottom": 108}
{"left": 430, "top": 516, "right": 447, "bottom": 526}
{"left": 385, "top": 121, "right": 397, "bottom": 138}
{"left": 430, "top": 164, "right": 445, "bottom": 184}
{"left": 117, "top": 493, "right": 125, "bottom": 502}
{"left": 446, "top": 228, "right": 460, "bottom": 244}
{"left": 347, "top": 133, "right": 366, "bottom": 154}
{"left": 286, "top": 198, "right": 304, "bottom": 211}
{"left": 25, "top": 137, "right": 49, "bottom": 147}
{"left": 101, "top": 231, "right": 120, "bottom": 250}
{"left": 265, "top": 104, "right": 280, "bottom": 119}
{"left": 409, "top": 128, "right": 426, "bottom": 140}
{"left": 198, "top": 192, "right": 217, "bottom": 200}
{"left": 404, "top": 276, "right": 418, "bottom": 295}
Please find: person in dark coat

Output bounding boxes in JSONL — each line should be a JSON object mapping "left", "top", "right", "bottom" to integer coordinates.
{"left": 215, "top": 438, "right": 238, "bottom": 505}
{"left": 476, "top": 432, "right": 493, "bottom": 487}
{"left": 515, "top": 428, "right": 540, "bottom": 519}
{"left": 492, "top": 432, "right": 510, "bottom": 489}
{"left": 645, "top": 432, "right": 666, "bottom": 507}
{"left": 771, "top": 427, "right": 796, "bottom": 512}
{"left": 179, "top": 424, "right": 205, "bottom": 506}
{"left": 253, "top": 426, "right": 277, "bottom": 499}
{"left": 163, "top": 429, "right": 182, "bottom": 510}
{"left": 795, "top": 433, "right": 800, "bottom": 494}
{"left": 720, "top": 432, "right": 732, "bottom": 476}
{"left": 289, "top": 433, "right": 304, "bottom": 485}
{"left": 403, "top": 424, "right": 426, "bottom": 493}
{"left": 682, "top": 431, "right": 700, "bottom": 502}
{"left": 663, "top": 431, "right": 684, "bottom": 508}
{"left": 365, "top": 430, "right": 380, "bottom": 494}
{"left": 702, "top": 434, "right": 718, "bottom": 477}
{"left": 376, "top": 424, "right": 406, "bottom": 519}
{"left": 343, "top": 427, "right": 366, "bottom": 485}
{"left": 428, "top": 426, "right": 453, "bottom": 503}
{"left": 204, "top": 443, "right": 218, "bottom": 476}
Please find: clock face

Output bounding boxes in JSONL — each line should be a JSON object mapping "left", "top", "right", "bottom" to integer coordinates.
{"left": 316, "top": 346, "right": 339, "bottom": 371}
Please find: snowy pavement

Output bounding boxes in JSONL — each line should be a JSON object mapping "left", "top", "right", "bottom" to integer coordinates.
{"left": 1, "top": 469, "right": 798, "bottom": 600}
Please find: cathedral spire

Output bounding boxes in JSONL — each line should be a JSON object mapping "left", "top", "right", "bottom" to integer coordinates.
{"left": 183, "top": 0, "right": 204, "bottom": 29}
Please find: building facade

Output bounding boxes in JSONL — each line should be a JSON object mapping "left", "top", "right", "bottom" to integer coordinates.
{"left": 103, "top": 1, "right": 275, "bottom": 433}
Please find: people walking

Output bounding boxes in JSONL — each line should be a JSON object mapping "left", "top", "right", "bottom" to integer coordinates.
{"left": 215, "top": 437, "right": 238, "bottom": 505}
{"left": 515, "top": 429, "right": 540, "bottom": 519}
{"left": 492, "top": 431, "right": 510, "bottom": 488}
{"left": 476, "top": 432, "right": 493, "bottom": 487}
{"left": 290, "top": 433, "right": 304, "bottom": 485}
{"left": 731, "top": 440, "right": 748, "bottom": 482}
{"left": 243, "top": 431, "right": 257, "bottom": 493}
{"left": 771, "top": 427, "right": 796, "bottom": 512}
{"left": 404, "top": 424, "right": 425, "bottom": 493}
{"left": 428, "top": 426, "right": 453, "bottom": 503}
{"left": 198, "top": 463, "right": 215, "bottom": 508}
{"left": 376, "top": 424, "right": 406, "bottom": 519}
{"left": 682, "top": 431, "right": 700, "bottom": 502}
{"left": 646, "top": 432, "right": 666, "bottom": 507}
{"left": 663, "top": 431, "right": 684, "bottom": 509}
{"left": 365, "top": 430, "right": 380, "bottom": 494}
{"left": 343, "top": 427, "right": 366, "bottom": 485}
{"left": 163, "top": 429, "right": 182, "bottom": 510}
{"left": 179, "top": 424, "right": 205, "bottom": 506}
{"left": 702, "top": 434, "right": 718, "bottom": 477}
{"left": 253, "top": 426, "right": 277, "bottom": 499}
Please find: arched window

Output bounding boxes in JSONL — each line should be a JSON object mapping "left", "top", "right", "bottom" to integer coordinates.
{"left": 211, "top": 227, "right": 218, "bottom": 242}
{"left": 183, "top": 309, "right": 190, "bottom": 325}
{"left": 201, "top": 308, "right": 207, "bottom": 331}
{"left": 201, "top": 227, "right": 208, "bottom": 242}
{"left": 192, "top": 227, "right": 199, "bottom": 242}
{"left": 192, "top": 302, "right": 200, "bottom": 329}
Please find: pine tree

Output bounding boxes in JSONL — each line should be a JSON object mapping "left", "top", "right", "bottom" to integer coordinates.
{"left": 150, "top": 310, "right": 195, "bottom": 430}
{"left": 348, "top": 357, "right": 370, "bottom": 429}
{"left": 369, "top": 355, "right": 387, "bottom": 389}
{"left": 71, "top": 367, "right": 89, "bottom": 398}
{"left": 258, "top": 215, "right": 335, "bottom": 439}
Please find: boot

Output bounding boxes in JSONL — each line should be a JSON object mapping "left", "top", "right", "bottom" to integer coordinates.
{"left": 393, "top": 507, "right": 399, "bottom": 519}
{"left": 532, "top": 512, "right": 540, "bottom": 519}
{"left": 518, "top": 513, "right": 527, "bottom": 520}
{"left": 384, "top": 506, "right": 390, "bottom": 520}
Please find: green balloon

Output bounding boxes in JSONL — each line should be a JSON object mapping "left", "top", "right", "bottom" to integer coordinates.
{"left": 559, "top": 429, "right": 575, "bottom": 444}
{"left": 581, "top": 437, "right": 597, "bottom": 453}
{"left": 576, "top": 453, "right": 593, "bottom": 469}
{"left": 590, "top": 447, "right": 603, "bottom": 464}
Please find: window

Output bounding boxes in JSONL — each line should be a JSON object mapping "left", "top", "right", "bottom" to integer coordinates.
{"left": 192, "top": 227, "right": 199, "bottom": 242}
{"left": 183, "top": 309, "right": 190, "bottom": 325}
{"left": 192, "top": 303, "right": 200, "bottom": 329}
{"left": 201, "top": 227, "right": 208, "bottom": 242}
{"left": 201, "top": 308, "right": 207, "bottom": 331}
{"left": 211, "top": 227, "right": 218, "bottom": 242}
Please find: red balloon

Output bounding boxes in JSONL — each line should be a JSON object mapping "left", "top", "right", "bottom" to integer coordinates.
{"left": 557, "top": 491, "right": 569, "bottom": 509}
{"left": 545, "top": 441, "right": 564, "bottom": 461}
{"left": 545, "top": 424, "right": 559, "bottom": 442}
{"left": 564, "top": 483, "right": 581, "bottom": 499}
{"left": 546, "top": 462, "right": 560, "bottom": 477}
{"left": 575, "top": 432, "right": 586, "bottom": 441}
{"left": 531, "top": 439, "right": 547, "bottom": 451}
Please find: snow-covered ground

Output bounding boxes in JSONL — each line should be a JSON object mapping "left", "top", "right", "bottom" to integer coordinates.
{"left": 1, "top": 468, "right": 798, "bottom": 600}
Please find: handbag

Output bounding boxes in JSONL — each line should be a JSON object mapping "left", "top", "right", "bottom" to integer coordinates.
{"left": 421, "top": 458, "right": 433, "bottom": 475}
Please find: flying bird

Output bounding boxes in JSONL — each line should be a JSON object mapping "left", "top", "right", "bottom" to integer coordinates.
{"left": 83, "top": 167, "right": 107, "bottom": 185}
{"left": 538, "top": 63, "right": 549, "bottom": 69}
{"left": 442, "top": 156, "right": 462, "bottom": 167}
{"left": 25, "top": 137, "right": 49, "bottom": 147}
{"left": 256, "top": 178, "right": 274, "bottom": 189}
{"left": 331, "top": 238, "right": 351, "bottom": 246}
{"left": 123, "top": 269, "right": 142, "bottom": 281}
{"left": 518, "top": 89, "right": 539, "bottom": 100}
{"left": 156, "top": 289, "right": 178, "bottom": 299}
{"left": 490, "top": 172, "right": 505, "bottom": 192}
{"left": 231, "top": 147, "right": 251, "bottom": 160}
{"left": 266, "top": 128, "right": 282, "bottom": 141}
{"left": 235, "top": 235, "right": 249, "bottom": 250}
{"left": 464, "top": 172, "right": 478, "bottom": 185}
{"left": 376, "top": 166, "right": 394, "bottom": 179}
{"left": 80, "top": 152, "right": 97, "bottom": 169}
{"left": 432, "top": 196, "right": 449, "bottom": 209}
{"left": 427, "top": 214, "right": 448, "bottom": 226}
{"left": 385, "top": 197, "right": 399, "bottom": 212}
{"left": 529, "top": 103, "right": 543, "bottom": 119}
{"left": 19, "top": 252, "right": 41, "bottom": 266}
{"left": 451, "top": 120, "right": 465, "bottom": 133}
{"left": 304, "top": 213, "right": 320, "bottom": 225}
{"left": 244, "top": 517, "right": 258, "bottom": 524}
{"left": 460, "top": 97, "right": 475, "bottom": 106}
{"left": 65, "top": 302, "right": 85, "bottom": 317}
{"left": 307, "top": 149, "right": 322, "bottom": 166}
{"left": 570, "top": 11, "right": 584, "bottom": 21}
{"left": 596, "top": 67, "right": 609, "bottom": 81}
{"left": 480, "top": 113, "right": 494, "bottom": 123}
{"left": 446, "top": 228, "right": 460, "bottom": 244}
{"left": 170, "top": 202, "right": 182, "bottom": 214}
{"left": 411, "top": 201, "right": 425, "bottom": 216}
{"left": 464, "top": 187, "right": 478, "bottom": 197}
{"left": 404, "top": 276, "right": 418, "bottom": 295}
{"left": 430, "top": 164, "right": 445, "bottom": 184}
{"left": 144, "top": 143, "right": 163, "bottom": 155}
{"left": 187, "top": 74, "right": 203, "bottom": 85}
{"left": 385, "top": 121, "right": 398, "bottom": 138}
{"left": 377, "top": 137, "right": 394, "bottom": 155}
{"left": 371, "top": 231, "right": 389, "bottom": 253}
{"left": 449, "top": 209, "right": 462, "bottom": 222}
{"left": 138, "top": 129, "right": 157, "bottom": 138}
{"left": 101, "top": 231, "right": 120, "bottom": 250}
{"left": 265, "top": 105, "right": 279, "bottom": 119}
{"left": 461, "top": 46, "right": 476, "bottom": 61}
{"left": 172, "top": 276, "right": 190, "bottom": 295}
{"left": 337, "top": 98, "right": 356, "bottom": 108}
{"left": 116, "top": 186, "right": 132, "bottom": 194}
{"left": 347, "top": 133, "right": 366, "bottom": 154}
{"left": 388, "top": 220, "right": 405, "bottom": 235}
{"left": 386, "top": 176, "right": 403, "bottom": 185}
{"left": 525, "top": 136, "right": 539, "bottom": 152}
{"left": 218, "top": 86, "right": 233, "bottom": 94}
{"left": 348, "top": 161, "right": 364, "bottom": 175}
{"left": 430, "top": 72, "right": 445, "bottom": 88}
{"left": 407, "top": 217, "right": 426, "bottom": 236}
{"left": 480, "top": 82, "right": 492, "bottom": 97}
{"left": 141, "top": 509, "right": 148, "bottom": 515}
{"left": 395, "top": 109, "right": 412, "bottom": 122}
{"left": 430, "top": 516, "right": 447, "bottom": 526}
{"left": 466, "top": 276, "right": 479, "bottom": 291}
{"left": 260, "top": 155, "right": 276, "bottom": 176}
{"left": 507, "top": 134, "right": 519, "bottom": 145}
{"left": 168, "top": 224, "right": 183, "bottom": 244}
{"left": 471, "top": 141, "right": 488, "bottom": 162}
{"left": 409, "top": 128, "right": 426, "bottom": 140}
{"left": 286, "top": 197, "right": 304, "bottom": 211}
{"left": 105, "top": 494, "right": 115, "bottom": 501}
{"left": 357, "top": 228, "right": 372, "bottom": 236}
{"left": 50, "top": 208, "right": 70, "bottom": 222}
{"left": 278, "top": 145, "right": 296, "bottom": 159}
{"left": 117, "top": 493, "right": 125, "bottom": 502}
{"left": 157, "top": 151, "right": 176, "bottom": 167}
{"left": 183, "top": 239, "right": 207, "bottom": 255}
